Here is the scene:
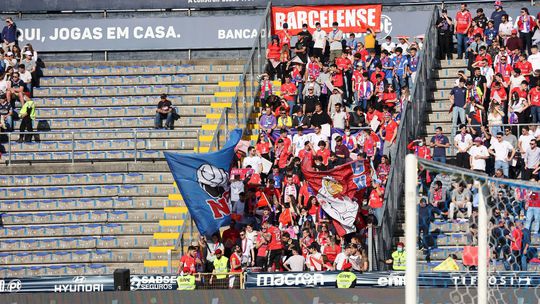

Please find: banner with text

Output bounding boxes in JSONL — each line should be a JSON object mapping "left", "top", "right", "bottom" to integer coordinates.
{"left": 15, "top": 15, "right": 263, "bottom": 52}
{"left": 272, "top": 5, "right": 382, "bottom": 35}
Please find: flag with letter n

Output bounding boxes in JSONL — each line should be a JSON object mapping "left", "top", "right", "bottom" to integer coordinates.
{"left": 164, "top": 129, "right": 242, "bottom": 237}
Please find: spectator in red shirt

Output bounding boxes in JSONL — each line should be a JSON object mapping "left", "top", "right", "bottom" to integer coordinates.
{"left": 515, "top": 52, "right": 533, "bottom": 81}
{"left": 369, "top": 180, "right": 385, "bottom": 223}
{"left": 529, "top": 82, "right": 540, "bottom": 123}
{"left": 263, "top": 221, "right": 283, "bottom": 271}
{"left": 331, "top": 64, "right": 344, "bottom": 90}
{"left": 178, "top": 245, "right": 200, "bottom": 275}
{"left": 475, "top": 46, "right": 493, "bottom": 66}
{"left": 508, "top": 221, "right": 523, "bottom": 271}
{"left": 455, "top": 3, "right": 472, "bottom": 59}
{"left": 379, "top": 113, "right": 398, "bottom": 157}
{"left": 222, "top": 221, "right": 241, "bottom": 256}
{"left": 277, "top": 23, "right": 291, "bottom": 48}
{"left": 266, "top": 36, "right": 281, "bottom": 80}
{"left": 407, "top": 137, "right": 432, "bottom": 160}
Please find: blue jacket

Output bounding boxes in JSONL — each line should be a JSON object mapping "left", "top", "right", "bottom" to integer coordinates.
{"left": 2, "top": 24, "right": 17, "bottom": 43}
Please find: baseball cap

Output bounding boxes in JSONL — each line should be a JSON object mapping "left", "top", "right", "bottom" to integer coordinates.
{"left": 474, "top": 137, "right": 483, "bottom": 143}
{"left": 6, "top": 52, "right": 13, "bottom": 56}
{"left": 494, "top": 0, "right": 502, "bottom": 7}
{"left": 24, "top": 50, "right": 32, "bottom": 56}
{"left": 512, "top": 29, "right": 518, "bottom": 34}
{"left": 215, "top": 249, "right": 222, "bottom": 254}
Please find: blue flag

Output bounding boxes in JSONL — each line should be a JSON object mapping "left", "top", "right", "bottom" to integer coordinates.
{"left": 164, "top": 129, "right": 242, "bottom": 237}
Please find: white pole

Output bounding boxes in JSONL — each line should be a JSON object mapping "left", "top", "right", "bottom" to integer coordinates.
{"left": 405, "top": 154, "right": 418, "bottom": 304}
{"left": 477, "top": 183, "right": 488, "bottom": 304}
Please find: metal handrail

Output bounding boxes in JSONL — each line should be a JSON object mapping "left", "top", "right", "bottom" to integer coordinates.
{"left": 1, "top": 129, "right": 200, "bottom": 165}
{"left": 377, "top": 5, "right": 439, "bottom": 270}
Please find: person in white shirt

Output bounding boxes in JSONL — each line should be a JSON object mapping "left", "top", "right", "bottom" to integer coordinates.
{"left": 498, "top": 14, "right": 514, "bottom": 43}
{"left": 245, "top": 224, "right": 258, "bottom": 244}
{"left": 468, "top": 137, "right": 490, "bottom": 172}
{"left": 239, "top": 229, "right": 255, "bottom": 267}
{"left": 328, "top": 22, "right": 344, "bottom": 63}
{"left": 334, "top": 244, "right": 352, "bottom": 270}
{"left": 312, "top": 22, "right": 327, "bottom": 61}
{"left": 17, "top": 64, "right": 32, "bottom": 94}
{"left": 292, "top": 127, "right": 308, "bottom": 156}
{"left": 454, "top": 124, "right": 473, "bottom": 169}
{"left": 381, "top": 36, "right": 396, "bottom": 53}
{"left": 509, "top": 68, "right": 526, "bottom": 91}
{"left": 489, "top": 132, "right": 516, "bottom": 177}
{"left": 528, "top": 45, "right": 540, "bottom": 71}
{"left": 305, "top": 244, "right": 323, "bottom": 271}
{"left": 231, "top": 192, "right": 246, "bottom": 222}
{"left": 396, "top": 37, "right": 410, "bottom": 56}
{"left": 230, "top": 175, "right": 244, "bottom": 202}
{"left": 242, "top": 147, "right": 263, "bottom": 173}
{"left": 309, "top": 125, "right": 328, "bottom": 151}
{"left": 518, "top": 126, "right": 535, "bottom": 155}
{"left": 479, "top": 60, "right": 495, "bottom": 87}
{"left": 331, "top": 103, "right": 347, "bottom": 130}
{"left": 283, "top": 247, "right": 305, "bottom": 272}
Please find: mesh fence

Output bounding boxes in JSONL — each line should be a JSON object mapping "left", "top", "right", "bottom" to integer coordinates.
{"left": 410, "top": 158, "right": 540, "bottom": 303}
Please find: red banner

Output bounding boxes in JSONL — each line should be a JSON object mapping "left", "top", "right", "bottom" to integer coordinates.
{"left": 272, "top": 5, "right": 382, "bottom": 35}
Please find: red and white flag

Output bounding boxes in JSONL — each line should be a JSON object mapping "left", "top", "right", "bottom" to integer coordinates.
{"left": 302, "top": 159, "right": 371, "bottom": 235}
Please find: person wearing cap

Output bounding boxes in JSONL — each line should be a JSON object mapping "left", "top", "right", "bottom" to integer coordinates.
{"left": 209, "top": 248, "right": 229, "bottom": 285}
{"left": 491, "top": 1, "right": 507, "bottom": 31}
{"left": 506, "top": 29, "right": 523, "bottom": 53}
{"left": 328, "top": 22, "right": 343, "bottom": 63}
{"left": 20, "top": 50, "right": 36, "bottom": 74}
{"left": 516, "top": 7, "right": 536, "bottom": 55}
{"left": 469, "top": 137, "right": 490, "bottom": 172}
{"left": 498, "top": 14, "right": 513, "bottom": 45}
{"left": 454, "top": 3, "right": 472, "bottom": 60}
{"left": 154, "top": 93, "right": 175, "bottom": 129}
{"left": 3, "top": 51, "right": 17, "bottom": 69}
{"left": 312, "top": 22, "right": 327, "bottom": 61}
{"left": 1, "top": 18, "right": 17, "bottom": 53}
{"left": 385, "top": 242, "right": 406, "bottom": 271}
{"left": 0, "top": 94, "right": 13, "bottom": 131}
{"left": 450, "top": 78, "right": 467, "bottom": 139}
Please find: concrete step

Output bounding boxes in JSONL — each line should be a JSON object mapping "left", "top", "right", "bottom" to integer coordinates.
{"left": 427, "top": 112, "right": 453, "bottom": 123}
{"left": 439, "top": 59, "right": 468, "bottom": 69}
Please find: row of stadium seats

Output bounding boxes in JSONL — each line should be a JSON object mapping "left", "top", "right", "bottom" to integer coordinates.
{"left": 1, "top": 209, "right": 183, "bottom": 225}
{"left": 7, "top": 138, "right": 196, "bottom": 152}
{"left": 0, "top": 172, "right": 172, "bottom": 186}
{"left": 41, "top": 73, "right": 241, "bottom": 86}
{"left": 0, "top": 249, "right": 157, "bottom": 264}
{"left": 0, "top": 222, "right": 182, "bottom": 238}
{"left": 29, "top": 116, "right": 208, "bottom": 129}
{"left": 33, "top": 84, "right": 236, "bottom": 97}
{"left": 0, "top": 184, "right": 176, "bottom": 199}
{"left": 0, "top": 197, "right": 168, "bottom": 211}
{"left": 0, "top": 263, "right": 146, "bottom": 277}
{"left": 36, "top": 106, "right": 214, "bottom": 118}
{"left": 0, "top": 235, "right": 155, "bottom": 251}
{"left": 34, "top": 95, "right": 230, "bottom": 107}
{"left": 43, "top": 63, "right": 244, "bottom": 77}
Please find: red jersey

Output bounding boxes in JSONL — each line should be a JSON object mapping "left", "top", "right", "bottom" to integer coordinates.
{"left": 407, "top": 142, "right": 432, "bottom": 160}
{"left": 266, "top": 225, "right": 283, "bottom": 250}
{"left": 530, "top": 88, "right": 540, "bottom": 107}
{"left": 491, "top": 86, "right": 508, "bottom": 103}
{"left": 511, "top": 228, "right": 523, "bottom": 251}
{"left": 256, "top": 142, "right": 271, "bottom": 155}
{"left": 299, "top": 149, "right": 314, "bottom": 165}
{"left": 455, "top": 11, "right": 472, "bottom": 34}
{"left": 256, "top": 233, "right": 268, "bottom": 257}
{"left": 475, "top": 54, "right": 493, "bottom": 66}
{"left": 381, "top": 120, "right": 398, "bottom": 142}
{"left": 369, "top": 187, "right": 384, "bottom": 208}
{"left": 335, "top": 57, "right": 352, "bottom": 71}
{"left": 267, "top": 43, "right": 281, "bottom": 60}
{"left": 511, "top": 87, "right": 528, "bottom": 100}
{"left": 362, "top": 133, "right": 380, "bottom": 157}
{"left": 515, "top": 60, "right": 533, "bottom": 79}
{"left": 316, "top": 148, "right": 330, "bottom": 165}
{"left": 370, "top": 71, "right": 385, "bottom": 84}
{"left": 323, "top": 244, "right": 341, "bottom": 263}
{"left": 179, "top": 254, "right": 197, "bottom": 274}
{"left": 281, "top": 83, "right": 297, "bottom": 101}
{"left": 278, "top": 30, "right": 291, "bottom": 47}
{"left": 358, "top": 49, "right": 368, "bottom": 62}
{"left": 332, "top": 71, "right": 344, "bottom": 88}
{"left": 366, "top": 110, "right": 383, "bottom": 123}
{"left": 230, "top": 252, "right": 243, "bottom": 272}
{"left": 274, "top": 136, "right": 291, "bottom": 152}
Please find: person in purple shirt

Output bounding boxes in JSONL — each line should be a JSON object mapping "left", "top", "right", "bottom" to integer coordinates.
{"left": 259, "top": 106, "right": 277, "bottom": 134}
{"left": 2, "top": 17, "right": 17, "bottom": 53}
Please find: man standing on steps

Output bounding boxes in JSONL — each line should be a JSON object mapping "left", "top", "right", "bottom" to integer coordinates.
{"left": 437, "top": 9, "right": 454, "bottom": 60}
{"left": 455, "top": 3, "right": 472, "bottom": 60}
{"left": 450, "top": 78, "right": 467, "bottom": 139}
{"left": 430, "top": 127, "right": 450, "bottom": 164}
{"left": 454, "top": 124, "right": 473, "bottom": 169}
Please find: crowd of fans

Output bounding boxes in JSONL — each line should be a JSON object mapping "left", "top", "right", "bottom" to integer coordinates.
{"left": 412, "top": 2, "right": 540, "bottom": 269}
{"left": 177, "top": 23, "right": 423, "bottom": 276}
{"left": 0, "top": 17, "right": 39, "bottom": 142}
